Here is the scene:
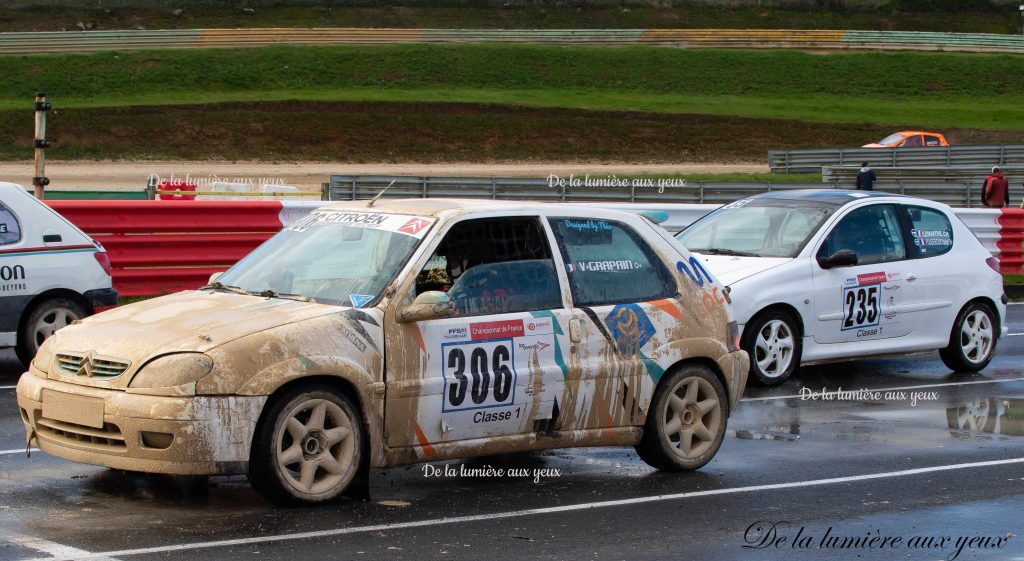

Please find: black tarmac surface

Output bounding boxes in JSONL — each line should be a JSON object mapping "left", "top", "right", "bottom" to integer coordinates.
{"left": 0, "top": 305, "right": 1022, "bottom": 561}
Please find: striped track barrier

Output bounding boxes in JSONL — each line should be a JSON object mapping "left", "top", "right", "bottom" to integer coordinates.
{"left": 3, "top": 28, "right": 1024, "bottom": 56}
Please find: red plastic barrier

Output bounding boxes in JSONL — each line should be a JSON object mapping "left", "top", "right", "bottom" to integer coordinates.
{"left": 156, "top": 179, "right": 197, "bottom": 201}
{"left": 998, "top": 209, "right": 1024, "bottom": 274}
{"left": 46, "top": 200, "right": 286, "bottom": 297}
{"left": 48, "top": 200, "right": 284, "bottom": 234}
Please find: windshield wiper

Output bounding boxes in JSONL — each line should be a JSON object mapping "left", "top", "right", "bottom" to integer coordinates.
{"left": 256, "top": 288, "right": 314, "bottom": 303}
{"left": 696, "top": 248, "right": 763, "bottom": 257}
{"left": 199, "top": 281, "right": 251, "bottom": 295}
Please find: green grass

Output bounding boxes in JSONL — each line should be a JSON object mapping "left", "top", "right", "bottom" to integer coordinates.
{"left": 1006, "top": 274, "right": 1024, "bottom": 285}
{"left": 5, "top": 45, "right": 1024, "bottom": 131}
{"left": 0, "top": 5, "right": 1017, "bottom": 34}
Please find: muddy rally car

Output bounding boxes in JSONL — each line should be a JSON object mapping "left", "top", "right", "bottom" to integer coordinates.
{"left": 18, "top": 199, "right": 747, "bottom": 505}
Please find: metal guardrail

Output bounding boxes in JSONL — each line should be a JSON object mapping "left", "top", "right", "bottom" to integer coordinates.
{"left": 3, "top": 28, "right": 1024, "bottom": 55}
{"left": 821, "top": 165, "right": 1024, "bottom": 207}
{"left": 769, "top": 145, "right": 1024, "bottom": 174}
{"left": 327, "top": 175, "right": 1018, "bottom": 208}
{"left": 328, "top": 175, "right": 826, "bottom": 205}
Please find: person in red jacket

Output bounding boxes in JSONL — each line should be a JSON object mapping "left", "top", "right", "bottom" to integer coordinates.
{"left": 982, "top": 166, "right": 1009, "bottom": 208}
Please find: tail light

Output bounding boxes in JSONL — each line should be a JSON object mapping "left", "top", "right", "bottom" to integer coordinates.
{"left": 986, "top": 257, "right": 1001, "bottom": 274}
{"left": 727, "top": 321, "right": 741, "bottom": 352}
{"left": 93, "top": 251, "right": 112, "bottom": 276}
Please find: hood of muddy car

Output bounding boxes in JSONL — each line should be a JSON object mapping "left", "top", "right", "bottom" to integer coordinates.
{"left": 41, "top": 291, "right": 346, "bottom": 386}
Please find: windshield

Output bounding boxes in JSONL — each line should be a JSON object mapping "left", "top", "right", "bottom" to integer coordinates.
{"left": 214, "top": 210, "right": 434, "bottom": 307}
{"left": 876, "top": 133, "right": 906, "bottom": 145}
{"left": 675, "top": 200, "right": 835, "bottom": 258}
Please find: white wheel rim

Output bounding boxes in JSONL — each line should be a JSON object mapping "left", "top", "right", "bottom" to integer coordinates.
{"left": 32, "top": 306, "right": 80, "bottom": 347}
{"left": 274, "top": 398, "right": 357, "bottom": 497}
{"left": 959, "top": 310, "right": 993, "bottom": 365}
{"left": 753, "top": 319, "right": 794, "bottom": 378}
{"left": 663, "top": 376, "right": 721, "bottom": 460}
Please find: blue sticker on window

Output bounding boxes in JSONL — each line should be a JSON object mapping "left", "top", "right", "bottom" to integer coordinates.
{"left": 603, "top": 304, "right": 656, "bottom": 356}
{"left": 349, "top": 294, "right": 374, "bottom": 308}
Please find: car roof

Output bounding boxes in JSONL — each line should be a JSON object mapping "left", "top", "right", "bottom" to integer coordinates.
{"left": 895, "top": 130, "right": 943, "bottom": 136}
{"left": 747, "top": 189, "right": 900, "bottom": 205}
{"left": 315, "top": 198, "right": 642, "bottom": 219}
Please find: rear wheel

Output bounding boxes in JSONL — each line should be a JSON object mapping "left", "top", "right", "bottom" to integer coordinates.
{"left": 742, "top": 310, "right": 801, "bottom": 386}
{"left": 940, "top": 302, "right": 997, "bottom": 372}
{"left": 15, "top": 297, "right": 86, "bottom": 367}
{"left": 249, "top": 384, "right": 364, "bottom": 506}
{"left": 635, "top": 365, "right": 728, "bottom": 471}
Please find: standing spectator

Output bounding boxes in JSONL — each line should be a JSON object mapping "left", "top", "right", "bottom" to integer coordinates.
{"left": 855, "top": 162, "right": 876, "bottom": 191}
{"left": 982, "top": 166, "right": 1009, "bottom": 208}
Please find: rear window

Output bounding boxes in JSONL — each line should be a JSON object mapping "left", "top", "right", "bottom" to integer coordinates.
{"left": 0, "top": 202, "right": 21, "bottom": 245}
{"left": 903, "top": 205, "right": 954, "bottom": 258}
{"left": 549, "top": 218, "right": 676, "bottom": 307}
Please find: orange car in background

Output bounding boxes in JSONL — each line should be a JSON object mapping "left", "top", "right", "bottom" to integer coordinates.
{"left": 863, "top": 131, "right": 949, "bottom": 148}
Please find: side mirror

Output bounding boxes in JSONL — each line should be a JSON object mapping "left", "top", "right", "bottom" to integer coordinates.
{"left": 398, "top": 291, "right": 456, "bottom": 323}
{"left": 817, "top": 249, "right": 858, "bottom": 269}
{"left": 208, "top": 272, "right": 223, "bottom": 284}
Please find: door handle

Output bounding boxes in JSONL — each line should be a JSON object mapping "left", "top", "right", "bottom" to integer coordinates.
{"left": 906, "top": 273, "right": 918, "bottom": 282}
{"left": 569, "top": 318, "right": 582, "bottom": 344}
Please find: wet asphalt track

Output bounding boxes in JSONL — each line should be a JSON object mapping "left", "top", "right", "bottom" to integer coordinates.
{"left": 0, "top": 305, "right": 1023, "bottom": 561}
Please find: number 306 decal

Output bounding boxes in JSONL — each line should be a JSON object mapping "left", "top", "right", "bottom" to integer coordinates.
{"left": 842, "top": 285, "right": 880, "bottom": 330}
{"left": 442, "top": 339, "right": 516, "bottom": 411}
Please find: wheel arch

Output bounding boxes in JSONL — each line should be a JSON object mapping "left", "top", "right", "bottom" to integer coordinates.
{"left": 658, "top": 356, "right": 732, "bottom": 416}
{"left": 745, "top": 303, "right": 805, "bottom": 338}
{"left": 956, "top": 296, "right": 1001, "bottom": 339}
{"left": 16, "top": 288, "right": 91, "bottom": 342}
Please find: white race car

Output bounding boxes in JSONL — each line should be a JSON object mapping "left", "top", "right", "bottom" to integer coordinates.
{"left": 675, "top": 190, "right": 1008, "bottom": 386}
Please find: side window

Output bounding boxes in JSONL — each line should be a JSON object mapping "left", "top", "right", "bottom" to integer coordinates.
{"left": 924, "top": 135, "right": 941, "bottom": 147}
{"left": 901, "top": 135, "right": 922, "bottom": 147}
{"left": 0, "top": 202, "right": 22, "bottom": 245}
{"left": 415, "top": 217, "right": 561, "bottom": 317}
{"left": 548, "top": 217, "right": 676, "bottom": 307}
{"left": 903, "top": 205, "right": 954, "bottom": 258}
{"left": 819, "top": 205, "right": 906, "bottom": 266}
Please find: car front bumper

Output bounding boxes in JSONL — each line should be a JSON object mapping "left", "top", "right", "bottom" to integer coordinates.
{"left": 16, "top": 367, "right": 266, "bottom": 475}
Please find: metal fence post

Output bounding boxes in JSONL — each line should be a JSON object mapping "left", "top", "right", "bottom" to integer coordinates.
{"left": 423, "top": 177, "right": 428, "bottom": 199}
{"left": 491, "top": 177, "right": 496, "bottom": 199}
{"left": 32, "top": 92, "right": 51, "bottom": 199}
{"left": 351, "top": 178, "right": 357, "bottom": 201}
{"left": 965, "top": 182, "right": 972, "bottom": 208}
{"left": 699, "top": 182, "right": 705, "bottom": 204}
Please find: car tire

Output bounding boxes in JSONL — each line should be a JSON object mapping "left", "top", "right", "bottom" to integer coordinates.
{"left": 742, "top": 310, "right": 801, "bottom": 386}
{"left": 15, "top": 297, "right": 86, "bottom": 367}
{"left": 939, "top": 302, "right": 997, "bottom": 373}
{"left": 635, "top": 365, "right": 728, "bottom": 472}
{"left": 248, "top": 384, "right": 365, "bottom": 506}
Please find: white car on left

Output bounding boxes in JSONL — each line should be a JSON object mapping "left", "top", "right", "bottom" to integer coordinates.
{"left": 0, "top": 182, "right": 117, "bottom": 365}
{"left": 674, "top": 189, "right": 1008, "bottom": 386}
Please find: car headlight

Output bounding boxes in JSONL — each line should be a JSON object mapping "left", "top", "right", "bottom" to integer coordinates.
{"left": 30, "top": 338, "right": 54, "bottom": 374}
{"left": 129, "top": 353, "right": 214, "bottom": 392}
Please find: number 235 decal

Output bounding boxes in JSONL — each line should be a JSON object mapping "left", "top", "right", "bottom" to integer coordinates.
{"left": 842, "top": 285, "right": 880, "bottom": 330}
{"left": 442, "top": 340, "right": 516, "bottom": 411}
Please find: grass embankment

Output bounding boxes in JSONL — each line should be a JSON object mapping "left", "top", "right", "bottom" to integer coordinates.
{"left": 0, "top": 4, "right": 1017, "bottom": 33}
{"left": 2, "top": 45, "right": 1023, "bottom": 161}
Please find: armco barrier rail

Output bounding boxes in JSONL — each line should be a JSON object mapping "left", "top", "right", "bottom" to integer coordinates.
{"left": 46, "top": 200, "right": 289, "bottom": 297}
{"left": 328, "top": 175, "right": 1013, "bottom": 207}
{"left": 770, "top": 145, "right": 1024, "bottom": 174}
{"left": 4, "top": 28, "right": 1024, "bottom": 55}
{"left": 45, "top": 200, "right": 1020, "bottom": 297}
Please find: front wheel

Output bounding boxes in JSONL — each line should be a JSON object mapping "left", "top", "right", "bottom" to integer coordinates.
{"left": 742, "top": 310, "right": 801, "bottom": 386}
{"left": 248, "top": 385, "right": 364, "bottom": 506}
{"left": 15, "top": 297, "right": 86, "bottom": 367}
{"left": 939, "top": 302, "right": 997, "bottom": 372}
{"left": 635, "top": 365, "right": 728, "bottom": 471}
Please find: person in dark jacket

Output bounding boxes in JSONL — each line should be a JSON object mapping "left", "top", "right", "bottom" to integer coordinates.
{"left": 855, "top": 162, "right": 876, "bottom": 191}
{"left": 982, "top": 166, "right": 1009, "bottom": 208}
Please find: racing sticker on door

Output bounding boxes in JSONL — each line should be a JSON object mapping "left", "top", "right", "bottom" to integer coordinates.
{"left": 841, "top": 271, "right": 902, "bottom": 337}
{"left": 424, "top": 317, "right": 562, "bottom": 441}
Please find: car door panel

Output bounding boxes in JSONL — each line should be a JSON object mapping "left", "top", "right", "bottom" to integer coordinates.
{"left": 811, "top": 204, "right": 925, "bottom": 345}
